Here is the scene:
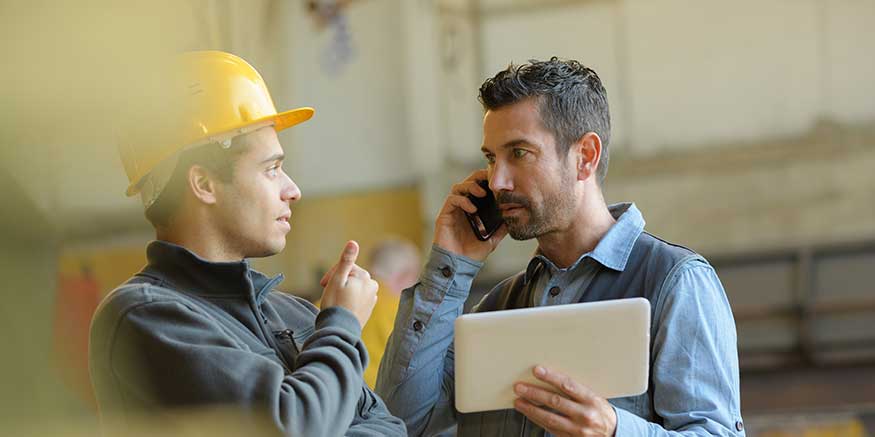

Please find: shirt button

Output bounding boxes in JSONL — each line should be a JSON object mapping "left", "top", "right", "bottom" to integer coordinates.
{"left": 440, "top": 266, "right": 453, "bottom": 278}
{"left": 549, "top": 286, "right": 561, "bottom": 297}
{"left": 735, "top": 421, "right": 744, "bottom": 432}
{"left": 413, "top": 320, "right": 424, "bottom": 331}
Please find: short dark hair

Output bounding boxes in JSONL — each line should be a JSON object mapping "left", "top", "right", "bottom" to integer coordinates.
{"left": 144, "top": 142, "right": 245, "bottom": 228}
{"left": 478, "top": 57, "right": 611, "bottom": 185}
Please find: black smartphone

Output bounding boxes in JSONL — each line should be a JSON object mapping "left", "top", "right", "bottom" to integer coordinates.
{"left": 464, "top": 179, "right": 504, "bottom": 241}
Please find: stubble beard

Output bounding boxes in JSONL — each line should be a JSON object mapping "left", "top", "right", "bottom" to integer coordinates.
{"left": 501, "top": 167, "right": 577, "bottom": 240}
{"left": 501, "top": 190, "right": 574, "bottom": 241}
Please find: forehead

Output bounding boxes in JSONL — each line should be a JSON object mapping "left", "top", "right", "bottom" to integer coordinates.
{"left": 482, "top": 99, "right": 555, "bottom": 150}
{"left": 236, "top": 126, "right": 283, "bottom": 161}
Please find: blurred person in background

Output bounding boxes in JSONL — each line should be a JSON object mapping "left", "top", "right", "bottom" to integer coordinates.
{"left": 359, "top": 238, "right": 421, "bottom": 388}
{"left": 315, "top": 238, "right": 421, "bottom": 389}
{"left": 376, "top": 58, "right": 744, "bottom": 436}
{"left": 89, "top": 51, "right": 405, "bottom": 436}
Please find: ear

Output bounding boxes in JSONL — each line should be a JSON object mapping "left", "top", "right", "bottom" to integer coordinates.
{"left": 187, "top": 165, "right": 219, "bottom": 205}
{"left": 574, "top": 132, "right": 602, "bottom": 182}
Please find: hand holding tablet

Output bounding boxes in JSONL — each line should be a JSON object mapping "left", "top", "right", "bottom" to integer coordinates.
{"left": 454, "top": 298, "right": 651, "bottom": 414}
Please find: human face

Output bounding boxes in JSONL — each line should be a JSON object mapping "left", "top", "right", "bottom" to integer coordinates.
{"left": 481, "top": 99, "right": 577, "bottom": 240}
{"left": 212, "top": 127, "right": 301, "bottom": 259}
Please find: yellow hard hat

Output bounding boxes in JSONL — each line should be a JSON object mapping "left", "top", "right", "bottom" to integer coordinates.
{"left": 118, "top": 50, "right": 314, "bottom": 197}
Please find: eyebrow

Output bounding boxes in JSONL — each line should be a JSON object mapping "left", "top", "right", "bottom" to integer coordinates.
{"left": 481, "top": 139, "right": 531, "bottom": 154}
{"left": 259, "top": 153, "right": 285, "bottom": 165}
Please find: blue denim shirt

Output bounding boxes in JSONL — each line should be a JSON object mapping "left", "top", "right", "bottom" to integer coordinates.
{"left": 376, "top": 203, "right": 745, "bottom": 436}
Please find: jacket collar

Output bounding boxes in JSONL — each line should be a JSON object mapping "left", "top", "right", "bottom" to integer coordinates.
{"left": 140, "top": 240, "right": 283, "bottom": 301}
{"left": 524, "top": 202, "right": 645, "bottom": 282}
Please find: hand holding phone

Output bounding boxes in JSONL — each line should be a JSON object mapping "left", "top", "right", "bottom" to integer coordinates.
{"left": 432, "top": 170, "right": 507, "bottom": 261}
{"left": 464, "top": 180, "right": 504, "bottom": 241}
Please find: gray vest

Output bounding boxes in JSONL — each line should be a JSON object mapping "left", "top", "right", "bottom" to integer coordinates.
{"left": 458, "top": 231, "right": 707, "bottom": 436}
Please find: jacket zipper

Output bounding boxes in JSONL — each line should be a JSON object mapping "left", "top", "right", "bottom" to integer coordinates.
{"left": 249, "top": 276, "right": 295, "bottom": 373}
{"left": 273, "top": 328, "right": 300, "bottom": 354}
{"left": 249, "top": 299, "right": 294, "bottom": 372}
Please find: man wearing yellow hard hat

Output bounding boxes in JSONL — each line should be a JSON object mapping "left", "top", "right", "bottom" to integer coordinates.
{"left": 89, "top": 51, "right": 406, "bottom": 435}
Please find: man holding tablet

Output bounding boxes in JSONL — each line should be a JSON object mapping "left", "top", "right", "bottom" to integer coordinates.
{"left": 376, "top": 58, "right": 744, "bottom": 436}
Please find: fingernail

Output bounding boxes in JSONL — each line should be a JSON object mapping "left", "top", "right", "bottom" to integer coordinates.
{"left": 534, "top": 366, "right": 545, "bottom": 376}
{"left": 514, "top": 384, "right": 526, "bottom": 394}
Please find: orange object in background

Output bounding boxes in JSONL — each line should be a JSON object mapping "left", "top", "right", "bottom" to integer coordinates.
{"left": 53, "top": 244, "right": 145, "bottom": 409}
{"left": 53, "top": 265, "right": 101, "bottom": 409}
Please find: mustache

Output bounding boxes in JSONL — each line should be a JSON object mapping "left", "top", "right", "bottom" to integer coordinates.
{"left": 496, "top": 192, "right": 531, "bottom": 208}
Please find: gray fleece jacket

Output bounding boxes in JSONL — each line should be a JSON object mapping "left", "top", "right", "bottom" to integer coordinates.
{"left": 89, "top": 240, "right": 406, "bottom": 436}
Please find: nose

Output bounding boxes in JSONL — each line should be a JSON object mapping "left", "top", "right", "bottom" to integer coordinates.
{"left": 281, "top": 171, "right": 302, "bottom": 203}
{"left": 488, "top": 161, "right": 513, "bottom": 193}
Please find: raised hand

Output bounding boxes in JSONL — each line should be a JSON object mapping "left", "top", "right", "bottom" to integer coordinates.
{"left": 318, "top": 241, "right": 379, "bottom": 329}
{"left": 432, "top": 169, "right": 508, "bottom": 261}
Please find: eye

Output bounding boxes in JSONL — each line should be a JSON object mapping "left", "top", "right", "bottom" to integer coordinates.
{"left": 484, "top": 154, "right": 495, "bottom": 165}
{"left": 267, "top": 165, "right": 280, "bottom": 177}
{"left": 512, "top": 148, "right": 528, "bottom": 159}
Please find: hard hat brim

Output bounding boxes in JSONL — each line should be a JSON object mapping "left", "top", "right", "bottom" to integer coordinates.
{"left": 125, "top": 106, "right": 315, "bottom": 197}
{"left": 274, "top": 106, "right": 315, "bottom": 132}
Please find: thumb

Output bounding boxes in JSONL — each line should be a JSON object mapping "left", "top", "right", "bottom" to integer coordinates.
{"left": 329, "top": 241, "right": 359, "bottom": 287}
{"left": 319, "top": 264, "right": 336, "bottom": 288}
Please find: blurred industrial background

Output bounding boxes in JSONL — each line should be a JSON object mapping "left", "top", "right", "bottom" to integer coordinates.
{"left": 1, "top": 0, "right": 873, "bottom": 435}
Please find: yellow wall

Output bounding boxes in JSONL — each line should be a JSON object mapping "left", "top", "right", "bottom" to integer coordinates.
{"left": 253, "top": 185, "right": 424, "bottom": 300}
{"left": 59, "top": 244, "right": 147, "bottom": 298}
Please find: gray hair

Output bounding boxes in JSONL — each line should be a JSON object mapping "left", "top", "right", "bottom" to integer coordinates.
{"left": 479, "top": 57, "right": 611, "bottom": 185}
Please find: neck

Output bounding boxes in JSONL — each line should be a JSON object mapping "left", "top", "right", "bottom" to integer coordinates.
{"left": 156, "top": 212, "right": 243, "bottom": 263}
{"left": 535, "top": 186, "right": 615, "bottom": 269}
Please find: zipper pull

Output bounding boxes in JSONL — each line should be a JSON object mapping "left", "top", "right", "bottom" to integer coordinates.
{"left": 273, "top": 329, "right": 299, "bottom": 354}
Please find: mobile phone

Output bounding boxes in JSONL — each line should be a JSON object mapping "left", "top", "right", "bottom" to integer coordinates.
{"left": 464, "top": 179, "right": 504, "bottom": 241}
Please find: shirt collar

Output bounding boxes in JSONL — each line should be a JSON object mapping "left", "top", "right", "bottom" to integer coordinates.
{"left": 140, "top": 240, "right": 283, "bottom": 301}
{"left": 524, "top": 202, "right": 645, "bottom": 282}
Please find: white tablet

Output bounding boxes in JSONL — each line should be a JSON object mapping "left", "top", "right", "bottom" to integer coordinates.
{"left": 454, "top": 297, "right": 651, "bottom": 413}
